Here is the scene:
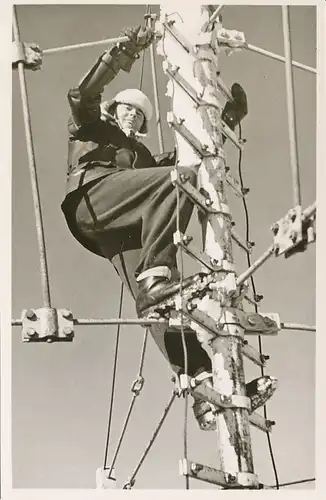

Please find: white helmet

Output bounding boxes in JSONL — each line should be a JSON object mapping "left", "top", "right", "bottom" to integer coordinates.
{"left": 110, "top": 89, "right": 153, "bottom": 134}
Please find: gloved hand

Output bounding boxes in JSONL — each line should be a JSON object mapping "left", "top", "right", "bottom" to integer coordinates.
{"left": 119, "top": 25, "right": 154, "bottom": 59}
{"left": 222, "top": 82, "right": 248, "bottom": 131}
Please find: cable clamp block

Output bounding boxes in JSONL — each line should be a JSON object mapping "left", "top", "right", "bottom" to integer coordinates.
{"left": 12, "top": 41, "right": 42, "bottom": 70}
{"left": 21, "top": 307, "right": 74, "bottom": 342}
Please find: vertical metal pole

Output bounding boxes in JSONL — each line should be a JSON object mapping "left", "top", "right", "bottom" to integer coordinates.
{"left": 12, "top": 6, "right": 51, "bottom": 307}
{"left": 148, "top": 16, "right": 164, "bottom": 154}
{"left": 282, "top": 5, "right": 301, "bottom": 207}
{"left": 158, "top": 4, "right": 257, "bottom": 486}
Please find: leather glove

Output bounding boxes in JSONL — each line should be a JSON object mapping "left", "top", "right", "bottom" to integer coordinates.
{"left": 119, "top": 25, "right": 154, "bottom": 58}
{"left": 222, "top": 83, "right": 248, "bottom": 131}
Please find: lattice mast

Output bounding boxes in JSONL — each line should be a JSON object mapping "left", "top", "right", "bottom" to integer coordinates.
{"left": 157, "top": 4, "right": 257, "bottom": 487}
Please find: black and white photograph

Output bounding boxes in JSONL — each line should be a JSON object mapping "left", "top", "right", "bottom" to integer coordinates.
{"left": 3, "top": 1, "right": 324, "bottom": 497}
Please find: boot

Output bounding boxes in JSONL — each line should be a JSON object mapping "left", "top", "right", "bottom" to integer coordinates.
{"left": 192, "top": 375, "right": 278, "bottom": 431}
{"left": 135, "top": 268, "right": 200, "bottom": 317}
{"left": 222, "top": 82, "right": 248, "bottom": 134}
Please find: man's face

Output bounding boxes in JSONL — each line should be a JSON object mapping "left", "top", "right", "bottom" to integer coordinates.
{"left": 115, "top": 103, "right": 145, "bottom": 134}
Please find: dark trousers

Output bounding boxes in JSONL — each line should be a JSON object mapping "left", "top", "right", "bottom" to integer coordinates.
{"left": 73, "top": 166, "right": 195, "bottom": 277}
{"left": 62, "top": 165, "right": 212, "bottom": 376}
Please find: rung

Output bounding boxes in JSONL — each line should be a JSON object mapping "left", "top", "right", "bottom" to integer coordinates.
{"left": 231, "top": 228, "right": 252, "bottom": 253}
{"left": 173, "top": 230, "right": 234, "bottom": 272}
{"left": 249, "top": 412, "right": 274, "bottom": 432}
{"left": 191, "top": 381, "right": 251, "bottom": 411}
{"left": 171, "top": 169, "right": 227, "bottom": 215}
{"left": 242, "top": 343, "right": 266, "bottom": 367}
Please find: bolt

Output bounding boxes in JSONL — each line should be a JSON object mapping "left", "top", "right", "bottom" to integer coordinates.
{"left": 271, "top": 223, "right": 279, "bottom": 235}
{"left": 205, "top": 197, "right": 213, "bottom": 207}
{"left": 183, "top": 235, "right": 193, "bottom": 246}
{"left": 239, "top": 138, "right": 247, "bottom": 145}
{"left": 242, "top": 187, "right": 250, "bottom": 195}
{"left": 187, "top": 302, "right": 197, "bottom": 312}
{"left": 25, "top": 327, "right": 37, "bottom": 338}
{"left": 210, "top": 257, "right": 220, "bottom": 266}
{"left": 25, "top": 309, "right": 37, "bottom": 320}
{"left": 231, "top": 221, "right": 236, "bottom": 227}
{"left": 227, "top": 474, "right": 237, "bottom": 483}
{"left": 247, "top": 241, "right": 255, "bottom": 248}
{"left": 235, "top": 34, "right": 243, "bottom": 41}
{"left": 202, "top": 144, "right": 209, "bottom": 151}
{"left": 62, "top": 326, "right": 73, "bottom": 337}
{"left": 289, "top": 210, "right": 297, "bottom": 222}
{"left": 263, "top": 317, "right": 275, "bottom": 327}
{"left": 191, "top": 463, "right": 203, "bottom": 474}
{"left": 243, "top": 340, "right": 248, "bottom": 345}
{"left": 177, "top": 117, "right": 185, "bottom": 125}
{"left": 274, "top": 244, "right": 280, "bottom": 256}
{"left": 61, "top": 309, "right": 73, "bottom": 320}
{"left": 220, "top": 31, "right": 230, "bottom": 39}
{"left": 254, "top": 294, "right": 264, "bottom": 302}
{"left": 225, "top": 165, "right": 230, "bottom": 172}
{"left": 247, "top": 315, "right": 257, "bottom": 326}
{"left": 179, "top": 173, "right": 190, "bottom": 183}
{"left": 290, "top": 231, "right": 297, "bottom": 243}
{"left": 261, "top": 354, "right": 270, "bottom": 362}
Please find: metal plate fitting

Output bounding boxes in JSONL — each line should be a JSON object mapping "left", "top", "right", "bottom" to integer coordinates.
{"left": 21, "top": 307, "right": 74, "bottom": 342}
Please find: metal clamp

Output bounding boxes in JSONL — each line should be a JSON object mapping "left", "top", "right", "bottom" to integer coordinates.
{"left": 220, "top": 309, "right": 280, "bottom": 336}
{"left": 12, "top": 41, "right": 42, "bottom": 70}
{"left": 21, "top": 307, "right": 74, "bottom": 342}
{"left": 271, "top": 206, "right": 303, "bottom": 256}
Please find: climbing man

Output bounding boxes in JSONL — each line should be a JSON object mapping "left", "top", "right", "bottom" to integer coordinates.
{"left": 61, "top": 24, "right": 277, "bottom": 431}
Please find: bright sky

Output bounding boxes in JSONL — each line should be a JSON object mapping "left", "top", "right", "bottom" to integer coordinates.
{"left": 8, "top": 1, "right": 320, "bottom": 496}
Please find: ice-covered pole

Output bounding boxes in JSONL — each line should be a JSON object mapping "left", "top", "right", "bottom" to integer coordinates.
{"left": 157, "top": 4, "right": 257, "bottom": 486}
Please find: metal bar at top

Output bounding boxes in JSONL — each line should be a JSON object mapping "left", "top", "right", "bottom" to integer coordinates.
{"left": 245, "top": 43, "right": 316, "bottom": 74}
{"left": 282, "top": 6, "right": 301, "bottom": 207}
{"left": 281, "top": 323, "right": 316, "bottom": 332}
{"left": 42, "top": 35, "right": 129, "bottom": 55}
{"left": 12, "top": 7, "right": 52, "bottom": 308}
{"left": 148, "top": 16, "right": 164, "bottom": 154}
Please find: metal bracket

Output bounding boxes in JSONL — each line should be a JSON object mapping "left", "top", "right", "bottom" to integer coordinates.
{"left": 170, "top": 169, "right": 230, "bottom": 216}
{"left": 95, "top": 467, "right": 116, "bottom": 489}
{"left": 173, "top": 230, "right": 234, "bottom": 272}
{"left": 216, "top": 28, "right": 246, "bottom": 50}
{"left": 21, "top": 307, "right": 74, "bottom": 342}
{"left": 232, "top": 310, "right": 280, "bottom": 336}
{"left": 271, "top": 206, "right": 304, "bottom": 256}
{"left": 12, "top": 41, "right": 42, "bottom": 70}
{"left": 179, "top": 459, "right": 258, "bottom": 488}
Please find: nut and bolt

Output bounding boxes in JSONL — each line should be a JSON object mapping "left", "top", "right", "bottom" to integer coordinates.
{"left": 183, "top": 235, "right": 193, "bottom": 246}
{"left": 61, "top": 309, "right": 73, "bottom": 320}
{"left": 187, "top": 302, "right": 197, "bottom": 312}
{"left": 191, "top": 463, "right": 204, "bottom": 474}
{"left": 247, "top": 315, "right": 257, "bottom": 326}
{"left": 25, "top": 327, "right": 37, "bottom": 338}
{"left": 62, "top": 327, "right": 74, "bottom": 337}
{"left": 227, "top": 473, "right": 237, "bottom": 483}
{"left": 242, "top": 187, "right": 250, "bottom": 195}
{"left": 25, "top": 309, "right": 37, "bottom": 320}
{"left": 271, "top": 223, "right": 279, "bottom": 235}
